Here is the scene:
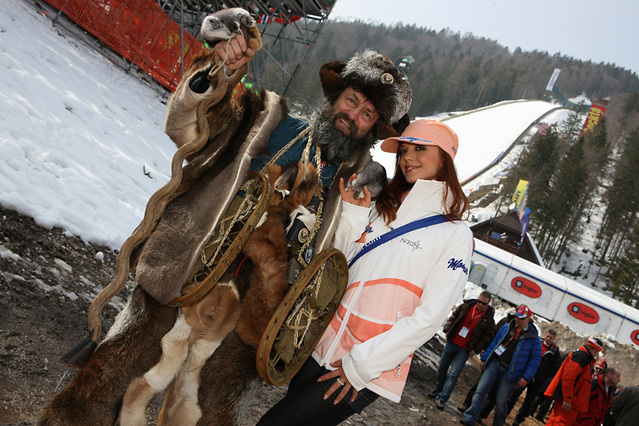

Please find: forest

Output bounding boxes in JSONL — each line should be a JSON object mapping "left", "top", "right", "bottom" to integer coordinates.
{"left": 260, "top": 20, "right": 639, "bottom": 119}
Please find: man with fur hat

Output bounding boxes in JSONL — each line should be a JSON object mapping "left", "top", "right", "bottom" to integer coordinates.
{"left": 544, "top": 336, "right": 604, "bottom": 426}
{"left": 40, "top": 8, "right": 412, "bottom": 426}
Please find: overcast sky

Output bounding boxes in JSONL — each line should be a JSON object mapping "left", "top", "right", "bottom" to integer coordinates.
{"left": 331, "top": 0, "right": 638, "bottom": 75}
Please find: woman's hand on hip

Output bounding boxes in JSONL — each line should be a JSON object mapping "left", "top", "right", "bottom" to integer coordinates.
{"left": 317, "top": 360, "right": 358, "bottom": 404}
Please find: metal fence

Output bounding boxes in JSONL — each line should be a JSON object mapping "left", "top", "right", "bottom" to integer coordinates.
{"left": 44, "top": 0, "right": 206, "bottom": 91}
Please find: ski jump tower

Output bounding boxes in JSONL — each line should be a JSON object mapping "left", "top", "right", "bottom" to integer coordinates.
{"left": 159, "top": 0, "right": 337, "bottom": 95}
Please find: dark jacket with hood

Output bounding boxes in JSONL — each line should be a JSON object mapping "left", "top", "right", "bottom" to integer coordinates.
{"left": 443, "top": 299, "right": 495, "bottom": 354}
{"left": 610, "top": 385, "right": 639, "bottom": 426}
{"left": 533, "top": 341, "right": 562, "bottom": 385}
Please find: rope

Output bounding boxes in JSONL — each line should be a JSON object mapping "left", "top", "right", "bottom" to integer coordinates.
{"left": 194, "top": 178, "right": 259, "bottom": 276}
{"left": 260, "top": 126, "right": 311, "bottom": 173}
{"left": 208, "top": 36, "right": 236, "bottom": 80}
{"left": 285, "top": 262, "right": 327, "bottom": 348}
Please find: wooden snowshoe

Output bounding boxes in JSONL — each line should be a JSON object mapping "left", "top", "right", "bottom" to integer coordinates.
{"left": 169, "top": 171, "right": 271, "bottom": 307}
{"left": 257, "top": 248, "right": 348, "bottom": 386}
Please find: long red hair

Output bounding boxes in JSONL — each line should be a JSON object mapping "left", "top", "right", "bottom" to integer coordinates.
{"left": 375, "top": 147, "right": 469, "bottom": 224}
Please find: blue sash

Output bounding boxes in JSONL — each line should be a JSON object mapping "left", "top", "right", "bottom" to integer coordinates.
{"left": 348, "top": 214, "right": 448, "bottom": 268}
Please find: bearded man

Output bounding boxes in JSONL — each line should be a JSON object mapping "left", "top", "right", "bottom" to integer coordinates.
{"left": 40, "top": 8, "right": 411, "bottom": 426}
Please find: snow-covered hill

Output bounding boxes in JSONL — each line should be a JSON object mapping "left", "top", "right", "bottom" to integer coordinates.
{"left": 1, "top": 0, "right": 175, "bottom": 249}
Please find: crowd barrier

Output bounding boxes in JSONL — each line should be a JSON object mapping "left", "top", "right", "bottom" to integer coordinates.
{"left": 470, "top": 239, "right": 639, "bottom": 348}
{"left": 43, "top": 0, "right": 206, "bottom": 91}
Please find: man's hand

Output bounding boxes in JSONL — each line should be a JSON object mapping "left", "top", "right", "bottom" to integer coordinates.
{"left": 468, "top": 350, "right": 476, "bottom": 358}
{"left": 340, "top": 175, "right": 371, "bottom": 208}
{"left": 517, "top": 378, "right": 528, "bottom": 388}
{"left": 317, "top": 360, "right": 358, "bottom": 404}
{"left": 562, "top": 401, "right": 572, "bottom": 412}
{"left": 480, "top": 361, "right": 486, "bottom": 371}
{"left": 213, "top": 34, "right": 255, "bottom": 71}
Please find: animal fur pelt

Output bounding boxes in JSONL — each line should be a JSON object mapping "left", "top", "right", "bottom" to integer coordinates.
{"left": 116, "top": 162, "right": 322, "bottom": 425}
{"left": 39, "top": 287, "right": 176, "bottom": 425}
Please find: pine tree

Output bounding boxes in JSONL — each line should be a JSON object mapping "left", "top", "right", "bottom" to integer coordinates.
{"left": 608, "top": 227, "right": 639, "bottom": 307}
{"left": 585, "top": 116, "right": 610, "bottom": 169}
{"left": 560, "top": 107, "right": 587, "bottom": 142}
{"left": 598, "top": 129, "right": 639, "bottom": 261}
{"left": 535, "top": 137, "right": 588, "bottom": 263}
{"left": 497, "top": 129, "right": 559, "bottom": 225}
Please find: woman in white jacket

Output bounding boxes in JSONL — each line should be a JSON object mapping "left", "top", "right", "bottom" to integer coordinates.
{"left": 258, "top": 119, "right": 474, "bottom": 425}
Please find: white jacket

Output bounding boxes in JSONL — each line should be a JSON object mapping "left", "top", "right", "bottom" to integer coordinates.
{"left": 312, "top": 179, "right": 474, "bottom": 402}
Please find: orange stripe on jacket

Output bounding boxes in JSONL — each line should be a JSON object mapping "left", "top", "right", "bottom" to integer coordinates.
{"left": 345, "top": 278, "right": 423, "bottom": 298}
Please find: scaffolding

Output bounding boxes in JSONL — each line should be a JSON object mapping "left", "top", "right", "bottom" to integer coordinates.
{"left": 157, "top": 0, "right": 336, "bottom": 95}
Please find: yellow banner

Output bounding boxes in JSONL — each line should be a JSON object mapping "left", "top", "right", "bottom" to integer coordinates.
{"left": 512, "top": 180, "right": 529, "bottom": 208}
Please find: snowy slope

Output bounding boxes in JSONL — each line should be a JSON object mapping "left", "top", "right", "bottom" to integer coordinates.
{"left": 373, "top": 100, "right": 562, "bottom": 182}
{"left": 0, "top": 0, "right": 175, "bottom": 249}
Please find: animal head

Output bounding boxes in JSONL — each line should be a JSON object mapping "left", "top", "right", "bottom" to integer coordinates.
{"left": 347, "top": 161, "right": 388, "bottom": 200}
{"left": 265, "top": 162, "right": 322, "bottom": 212}
{"left": 200, "top": 8, "right": 261, "bottom": 50}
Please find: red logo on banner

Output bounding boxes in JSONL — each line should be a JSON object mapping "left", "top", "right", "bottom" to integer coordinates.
{"left": 511, "top": 277, "right": 542, "bottom": 298}
{"left": 567, "top": 302, "right": 599, "bottom": 324}
{"left": 631, "top": 330, "right": 639, "bottom": 346}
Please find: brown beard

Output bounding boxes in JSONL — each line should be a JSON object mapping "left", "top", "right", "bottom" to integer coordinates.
{"left": 309, "top": 100, "right": 377, "bottom": 163}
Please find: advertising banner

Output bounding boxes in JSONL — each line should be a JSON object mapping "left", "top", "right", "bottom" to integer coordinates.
{"left": 581, "top": 98, "right": 611, "bottom": 134}
{"left": 546, "top": 68, "right": 561, "bottom": 91}
{"left": 512, "top": 180, "right": 529, "bottom": 220}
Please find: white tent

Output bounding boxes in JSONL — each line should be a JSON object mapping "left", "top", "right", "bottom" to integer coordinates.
{"left": 554, "top": 279, "right": 627, "bottom": 336}
{"left": 616, "top": 305, "right": 639, "bottom": 346}
{"left": 499, "top": 255, "right": 567, "bottom": 320}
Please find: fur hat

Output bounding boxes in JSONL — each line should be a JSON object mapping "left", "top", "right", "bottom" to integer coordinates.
{"left": 319, "top": 50, "right": 412, "bottom": 137}
{"left": 380, "top": 119, "right": 459, "bottom": 160}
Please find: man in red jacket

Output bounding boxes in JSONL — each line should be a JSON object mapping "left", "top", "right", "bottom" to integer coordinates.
{"left": 544, "top": 337, "right": 604, "bottom": 426}
{"left": 575, "top": 366, "right": 620, "bottom": 426}
{"left": 429, "top": 291, "right": 495, "bottom": 410}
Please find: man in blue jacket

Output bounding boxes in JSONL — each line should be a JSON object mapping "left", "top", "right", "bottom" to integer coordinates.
{"left": 460, "top": 305, "right": 542, "bottom": 426}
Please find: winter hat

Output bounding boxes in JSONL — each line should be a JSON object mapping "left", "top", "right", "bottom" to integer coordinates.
{"left": 594, "top": 357, "right": 607, "bottom": 370}
{"left": 587, "top": 337, "right": 604, "bottom": 354}
{"left": 514, "top": 305, "right": 533, "bottom": 319}
{"left": 319, "top": 50, "right": 412, "bottom": 137}
{"left": 380, "top": 119, "right": 459, "bottom": 160}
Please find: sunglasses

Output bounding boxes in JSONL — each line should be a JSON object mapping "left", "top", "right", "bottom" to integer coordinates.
{"left": 477, "top": 301, "right": 489, "bottom": 306}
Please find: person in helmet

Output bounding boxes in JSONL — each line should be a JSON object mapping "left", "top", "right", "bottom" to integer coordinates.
{"left": 544, "top": 336, "right": 604, "bottom": 425}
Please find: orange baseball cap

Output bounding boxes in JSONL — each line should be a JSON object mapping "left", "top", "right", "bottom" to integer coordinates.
{"left": 380, "top": 119, "right": 459, "bottom": 160}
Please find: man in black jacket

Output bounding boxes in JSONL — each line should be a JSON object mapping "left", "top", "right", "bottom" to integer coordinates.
{"left": 510, "top": 328, "right": 561, "bottom": 426}
{"left": 429, "top": 291, "right": 495, "bottom": 410}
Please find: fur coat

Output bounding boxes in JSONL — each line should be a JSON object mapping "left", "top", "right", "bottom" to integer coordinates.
{"left": 133, "top": 48, "right": 373, "bottom": 305}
